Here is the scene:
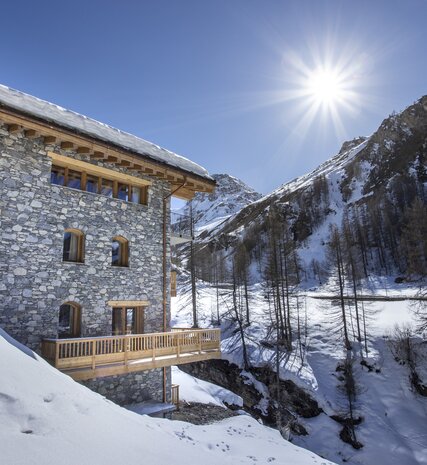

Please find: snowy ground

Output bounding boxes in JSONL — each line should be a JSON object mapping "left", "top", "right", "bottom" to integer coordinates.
{"left": 171, "top": 279, "right": 427, "bottom": 465}
{"left": 0, "top": 328, "right": 336, "bottom": 465}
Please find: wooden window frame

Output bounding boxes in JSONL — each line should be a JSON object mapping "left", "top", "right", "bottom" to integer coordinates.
{"left": 111, "top": 306, "right": 145, "bottom": 335}
{"left": 63, "top": 228, "right": 85, "bottom": 263}
{"left": 58, "top": 302, "right": 82, "bottom": 338}
{"left": 112, "top": 236, "right": 129, "bottom": 267}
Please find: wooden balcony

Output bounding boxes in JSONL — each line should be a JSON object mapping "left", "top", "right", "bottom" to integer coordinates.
{"left": 41, "top": 329, "right": 221, "bottom": 381}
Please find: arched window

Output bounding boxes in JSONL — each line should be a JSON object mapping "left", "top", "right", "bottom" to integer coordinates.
{"left": 112, "top": 236, "right": 129, "bottom": 267}
{"left": 63, "top": 229, "right": 85, "bottom": 263}
{"left": 58, "top": 302, "right": 81, "bottom": 338}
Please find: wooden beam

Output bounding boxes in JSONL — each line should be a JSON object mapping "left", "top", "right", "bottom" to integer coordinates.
{"left": 92, "top": 151, "right": 105, "bottom": 158}
{"left": 66, "top": 351, "right": 222, "bottom": 380}
{"left": 61, "top": 141, "right": 75, "bottom": 150}
{"left": 119, "top": 160, "right": 131, "bottom": 167}
{"left": 47, "top": 151, "right": 152, "bottom": 187}
{"left": 107, "top": 300, "right": 150, "bottom": 307}
{"left": 8, "top": 124, "right": 22, "bottom": 134}
{"left": 44, "top": 136, "right": 57, "bottom": 144}
{"left": 107, "top": 155, "right": 118, "bottom": 163}
{"left": 25, "top": 129, "right": 39, "bottom": 139}
{"left": 77, "top": 146, "right": 91, "bottom": 154}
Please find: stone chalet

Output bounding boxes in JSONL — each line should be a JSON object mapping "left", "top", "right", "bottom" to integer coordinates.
{"left": 0, "top": 85, "right": 220, "bottom": 406}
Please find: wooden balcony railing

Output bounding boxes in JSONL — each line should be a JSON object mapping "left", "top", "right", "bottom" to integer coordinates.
{"left": 41, "top": 329, "right": 221, "bottom": 380}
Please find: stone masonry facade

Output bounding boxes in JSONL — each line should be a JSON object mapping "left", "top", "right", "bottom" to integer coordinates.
{"left": 0, "top": 124, "right": 171, "bottom": 404}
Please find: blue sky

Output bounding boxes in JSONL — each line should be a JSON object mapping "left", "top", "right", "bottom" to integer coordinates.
{"left": 1, "top": 0, "right": 426, "bottom": 193}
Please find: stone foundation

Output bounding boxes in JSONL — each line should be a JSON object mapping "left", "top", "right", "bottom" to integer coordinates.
{"left": 80, "top": 368, "right": 171, "bottom": 406}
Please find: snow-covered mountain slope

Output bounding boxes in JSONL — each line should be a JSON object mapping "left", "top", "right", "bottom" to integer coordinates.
{"left": 172, "top": 280, "right": 427, "bottom": 465}
{"left": 176, "top": 173, "right": 261, "bottom": 231}
{"left": 0, "top": 328, "right": 337, "bottom": 465}
{"left": 198, "top": 96, "right": 427, "bottom": 272}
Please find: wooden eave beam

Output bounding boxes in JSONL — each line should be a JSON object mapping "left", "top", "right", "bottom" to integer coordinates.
{"left": 77, "top": 146, "right": 91, "bottom": 154}
{"left": 44, "top": 135, "right": 56, "bottom": 144}
{"left": 8, "top": 124, "right": 22, "bottom": 134}
{"left": 61, "top": 141, "right": 75, "bottom": 150}
{"left": 25, "top": 129, "right": 39, "bottom": 138}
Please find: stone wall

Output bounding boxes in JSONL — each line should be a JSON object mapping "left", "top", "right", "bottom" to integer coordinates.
{"left": 0, "top": 124, "right": 171, "bottom": 348}
{"left": 82, "top": 368, "right": 171, "bottom": 406}
{"left": 0, "top": 124, "right": 172, "bottom": 403}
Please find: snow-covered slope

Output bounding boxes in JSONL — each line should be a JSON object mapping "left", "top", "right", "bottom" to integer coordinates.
{"left": 0, "top": 328, "right": 337, "bottom": 465}
{"left": 172, "top": 280, "right": 427, "bottom": 465}
{"left": 176, "top": 173, "right": 261, "bottom": 231}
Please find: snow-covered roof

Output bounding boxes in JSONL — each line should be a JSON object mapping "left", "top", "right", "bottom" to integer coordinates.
{"left": 0, "top": 84, "right": 213, "bottom": 181}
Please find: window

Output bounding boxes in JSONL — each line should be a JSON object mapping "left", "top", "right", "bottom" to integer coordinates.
{"left": 118, "top": 183, "right": 130, "bottom": 201}
{"left": 66, "top": 169, "right": 82, "bottom": 189}
{"left": 86, "top": 174, "right": 99, "bottom": 193}
{"left": 51, "top": 166, "right": 65, "bottom": 186}
{"left": 58, "top": 302, "right": 81, "bottom": 338}
{"left": 112, "top": 307, "right": 144, "bottom": 335}
{"left": 101, "top": 178, "right": 113, "bottom": 197}
{"left": 131, "top": 186, "right": 141, "bottom": 204}
{"left": 50, "top": 161, "right": 149, "bottom": 205}
{"left": 112, "top": 236, "right": 129, "bottom": 267}
{"left": 63, "top": 229, "right": 85, "bottom": 263}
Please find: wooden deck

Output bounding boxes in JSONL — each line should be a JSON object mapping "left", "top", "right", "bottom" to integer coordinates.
{"left": 41, "top": 328, "right": 221, "bottom": 380}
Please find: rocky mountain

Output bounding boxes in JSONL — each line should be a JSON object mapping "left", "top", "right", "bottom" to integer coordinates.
{"left": 176, "top": 173, "right": 261, "bottom": 231}
{"left": 194, "top": 96, "right": 427, "bottom": 280}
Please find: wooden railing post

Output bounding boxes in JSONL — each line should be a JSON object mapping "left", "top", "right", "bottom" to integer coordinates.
{"left": 177, "top": 333, "right": 181, "bottom": 358}
{"left": 91, "top": 340, "right": 96, "bottom": 371}
{"left": 55, "top": 342, "right": 60, "bottom": 367}
{"left": 124, "top": 336, "right": 128, "bottom": 365}
{"left": 198, "top": 331, "right": 202, "bottom": 354}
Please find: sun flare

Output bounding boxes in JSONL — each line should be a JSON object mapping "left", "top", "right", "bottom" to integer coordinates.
{"left": 306, "top": 68, "right": 344, "bottom": 105}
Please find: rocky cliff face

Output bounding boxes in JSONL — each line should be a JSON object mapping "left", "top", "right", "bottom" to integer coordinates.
{"left": 176, "top": 173, "right": 261, "bottom": 231}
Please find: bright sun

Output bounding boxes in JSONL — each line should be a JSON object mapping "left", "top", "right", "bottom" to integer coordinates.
{"left": 307, "top": 68, "right": 344, "bottom": 105}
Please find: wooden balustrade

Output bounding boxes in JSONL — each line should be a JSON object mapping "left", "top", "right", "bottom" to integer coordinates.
{"left": 41, "top": 329, "right": 221, "bottom": 380}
